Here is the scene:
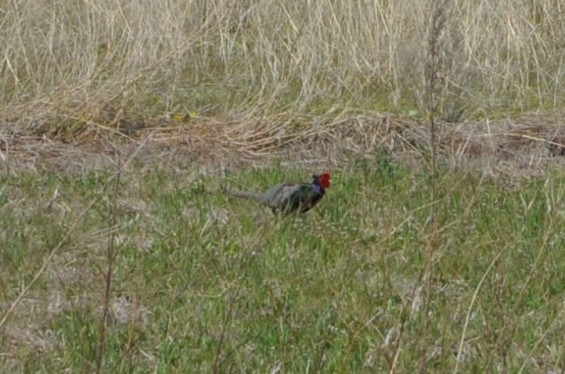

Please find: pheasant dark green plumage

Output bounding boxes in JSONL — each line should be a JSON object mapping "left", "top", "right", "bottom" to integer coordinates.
{"left": 228, "top": 172, "right": 331, "bottom": 215}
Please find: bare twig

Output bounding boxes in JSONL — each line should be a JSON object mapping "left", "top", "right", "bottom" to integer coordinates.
{"left": 420, "top": 0, "right": 447, "bottom": 372}
{"left": 212, "top": 295, "right": 235, "bottom": 374}
{"left": 94, "top": 148, "right": 125, "bottom": 373}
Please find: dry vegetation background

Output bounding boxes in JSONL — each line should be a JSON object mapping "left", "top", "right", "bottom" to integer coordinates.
{"left": 1, "top": 0, "right": 565, "bottom": 146}
{"left": 3, "top": 1, "right": 565, "bottom": 372}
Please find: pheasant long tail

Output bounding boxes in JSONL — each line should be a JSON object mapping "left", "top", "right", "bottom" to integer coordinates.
{"left": 227, "top": 189, "right": 266, "bottom": 203}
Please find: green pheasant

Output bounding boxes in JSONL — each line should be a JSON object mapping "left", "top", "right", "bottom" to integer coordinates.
{"left": 228, "top": 172, "right": 331, "bottom": 215}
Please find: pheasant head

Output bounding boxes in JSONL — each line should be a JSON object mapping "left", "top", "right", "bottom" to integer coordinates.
{"left": 313, "top": 172, "right": 331, "bottom": 189}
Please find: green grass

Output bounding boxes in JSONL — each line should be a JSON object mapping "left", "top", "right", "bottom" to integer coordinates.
{"left": 2, "top": 159, "right": 565, "bottom": 372}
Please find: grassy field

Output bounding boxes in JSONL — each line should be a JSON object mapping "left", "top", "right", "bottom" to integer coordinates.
{"left": 1, "top": 160, "right": 565, "bottom": 372}
{"left": 2, "top": 0, "right": 565, "bottom": 372}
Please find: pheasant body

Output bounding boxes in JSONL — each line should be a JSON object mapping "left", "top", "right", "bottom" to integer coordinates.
{"left": 229, "top": 173, "right": 330, "bottom": 215}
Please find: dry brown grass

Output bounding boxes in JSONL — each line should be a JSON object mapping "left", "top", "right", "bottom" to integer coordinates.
{"left": 2, "top": 0, "right": 564, "bottom": 176}
{"left": 1, "top": 0, "right": 565, "bottom": 137}
{"left": 2, "top": 0, "right": 564, "bottom": 178}
{"left": 2, "top": 111, "right": 565, "bottom": 178}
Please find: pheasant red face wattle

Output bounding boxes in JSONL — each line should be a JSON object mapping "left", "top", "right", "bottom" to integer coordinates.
{"left": 317, "top": 172, "right": 331, "bottom": 189}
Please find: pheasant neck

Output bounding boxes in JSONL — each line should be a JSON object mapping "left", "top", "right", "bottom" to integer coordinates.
{"left": 312, "top": 183, "right": 323, "bottom": 195}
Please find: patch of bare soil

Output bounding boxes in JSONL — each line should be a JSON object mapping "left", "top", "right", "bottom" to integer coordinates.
{"left": 1, "top": 111, "right": 565, "bottom": 175}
